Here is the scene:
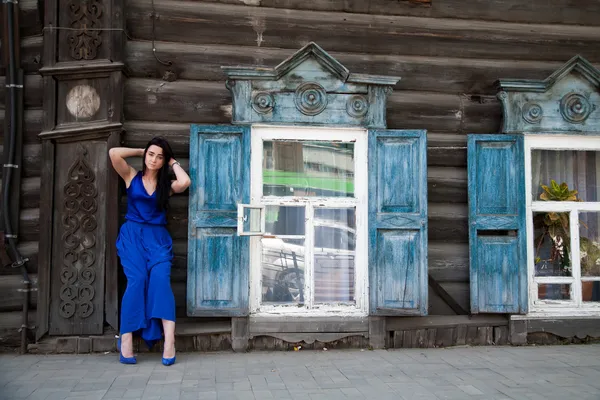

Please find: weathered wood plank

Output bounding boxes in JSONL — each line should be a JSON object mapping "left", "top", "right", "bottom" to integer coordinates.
{"left": 0, "top": 75, "right": 43, "bottom": 108}
{"left": 126, "top": 0, "right": 600, "bottom": 62}
{"left": 387, "top": 315, "right": 508, "bottom": 331}
{"left": 124, "top": 79, "right": 498, "bottom": 134}
{"left": 123, "top": 123, "right": 191, "bottom": 154}
{"left": 124, "top": 121, "right": 469, "bottom": 166}
{"left": 429, "top": 203, "right": 468, "bottom": 243}
{"left": 125, "top": 40, "right": 570, "bottom": 95}
{"left": 0, "top": 310, "right": 36, "bottom": 348}
{"left": 196, "top": 0, "right": 600, "bottom": 26}
{"left": 428, "top": 242, "right": 468, "bottom": 282}
{"left": 0, "top": 177, "right": 41, "bottom": 209}
{"left": 428, "top": 166, "right": 466, "bottom": 203}
{"left": 0, "top": 36, "right": 43, "bottom": 75}
{"left": 249, "top": 316, "right": 369, "bottom": 334}
{"left": 0, "top": 144, "right": 41, "bottom": 177}
{"left": 428, "top": 275, "right": 468, "bottom": 315}
{"left": 428, "top": 286, "right": 457, "bottom": 316}
{"left": 0, "top": 109, "right": 43, "bottom": 144}
{"left": 526, "top": 319, "right": 600, "bottom": 339}
{"left": 0, "top": 274, "right": 38, "bottom": 312}
{"left": 18, "top": 208, "right": 39, "bottom": 243}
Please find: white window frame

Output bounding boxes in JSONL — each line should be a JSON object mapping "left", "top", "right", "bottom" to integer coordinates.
{"left": 525, "top": 135, "right": 600, "bottom": 317}
{"left": 249, "top": 125, "right": 368, "bottom": 316}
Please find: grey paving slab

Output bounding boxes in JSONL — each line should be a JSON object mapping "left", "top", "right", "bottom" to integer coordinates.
{"left": 0, "top": 345, "right": 599, "bottom": 400}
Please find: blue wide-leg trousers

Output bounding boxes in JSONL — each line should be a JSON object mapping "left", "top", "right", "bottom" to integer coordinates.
{"left": 117, "top": 221, "right": 175, "bottom": 347}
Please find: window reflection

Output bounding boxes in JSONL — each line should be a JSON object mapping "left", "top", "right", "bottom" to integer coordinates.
{"left": 263, "top": 141, "right": 355, "bottom": 197}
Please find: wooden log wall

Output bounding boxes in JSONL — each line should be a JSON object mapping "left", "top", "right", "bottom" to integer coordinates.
{"left": 0, "top": 0, "right": 43, "bottom": 347}
{"left": 122, "top": 0, "right": 600, "bottom": 317}
{"left": 1, "top": 1, "right": 600, "bottom": 347}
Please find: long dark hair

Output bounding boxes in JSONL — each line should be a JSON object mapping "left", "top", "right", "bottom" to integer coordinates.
{"left": 142, "top": 136, "right": 174, "bottom": 210}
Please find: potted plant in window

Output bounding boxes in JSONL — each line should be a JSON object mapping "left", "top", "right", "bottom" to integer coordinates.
{"left": 535, "top": 180, "right": 600, "bottom": 278}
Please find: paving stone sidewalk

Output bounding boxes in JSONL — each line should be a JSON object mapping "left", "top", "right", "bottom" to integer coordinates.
{"left": 1, "top": 345, "right": 599, "bottom": 400}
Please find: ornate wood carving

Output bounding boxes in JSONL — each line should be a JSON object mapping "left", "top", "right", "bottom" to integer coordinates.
{"left": 497, "top": 55, "right": 600, "bottom": 134}
{"left": 38, "top": 0, "right": 124, "bottom": 340}
{"left": 67, "top": 0, "right": 104, "bottom": 60}
{"left": 223, "top": 42, "right": 399, "bottom": 128}
{"left": 59, "top": 146, "right": 98, "bottom": 320}
{"left": 294, "top": 82, "right": 328, "bottom": 116}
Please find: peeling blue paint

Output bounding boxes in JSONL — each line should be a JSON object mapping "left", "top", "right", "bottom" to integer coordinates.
{"left": 187, "top": 125, "right": 251, "bottom": 317}
{"left": 369, "top": 129, "right": 428, "bottom": 316}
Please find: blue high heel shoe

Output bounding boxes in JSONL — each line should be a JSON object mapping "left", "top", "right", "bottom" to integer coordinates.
{"left": 117, "top": 337, "right": 137, "bottom": 365}
{"left": 162, "top": 355, "right": 176, "bottom": 366}
{"left": 162, "top": 345, "right": 176, "bottom": 366}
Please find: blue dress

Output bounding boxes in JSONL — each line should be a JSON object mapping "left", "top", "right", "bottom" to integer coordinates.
{"left": 116, "top": 171, "right": 174, "bottom": 347}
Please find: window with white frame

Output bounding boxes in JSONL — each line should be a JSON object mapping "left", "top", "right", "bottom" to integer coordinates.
{"left": 249, "top": 126, "right": 368, "bottom": 315}
{"left": 526, "top": 136, "right": 600, "bottom": 313}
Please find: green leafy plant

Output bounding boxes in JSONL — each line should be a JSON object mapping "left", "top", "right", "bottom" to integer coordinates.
{"left": 540, "top": 180, "right": 580, "bottom": 201}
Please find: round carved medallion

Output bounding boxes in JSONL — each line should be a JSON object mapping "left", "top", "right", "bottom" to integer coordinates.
{"left": 66, "top": 85, "right": 101, "bottom": 119}
{"left": 294, "top": 82, "right": 328, "bottom": 116}
{"left": 252, "top": 92, "right": 275, "bottom": 114}
{"left": 560, "top": 93, "right": 592, "bottom": 124}
{"left": 346, "top": 95, "right": 369, "bottom": 118}
{"left": 522, "top": 102, "right": 543, "bottom": 124}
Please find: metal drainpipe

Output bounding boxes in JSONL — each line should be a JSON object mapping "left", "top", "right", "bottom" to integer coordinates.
{"left": 3, "top": 0, "right": 30, "bottom": 354}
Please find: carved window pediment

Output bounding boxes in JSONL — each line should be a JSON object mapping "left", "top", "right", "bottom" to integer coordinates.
{"left": 222, "top": 42, "right": 399, "bottom": 128}
{"left": 497, "top": 55, "right": 600, "bottom": 134}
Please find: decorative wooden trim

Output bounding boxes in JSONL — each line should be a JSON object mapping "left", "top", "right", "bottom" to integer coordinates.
{"left": 40, "top": 62, "right": 126, "bottom": 76}
{"left": 105, "top": 131, "right": 120, "bottom": 332}
{"left": 526, "top": 318, "right": 600, "bottom": 339}
{"left": 66, "top": 0, "right": 104, "bottom": 61}
{"left": 249, "top": 316, "right": 369, "bottom": 334}
{"left": 387, "top": 315, "right": 509, "bottom": 331}
{"left": 496, "top": 55, "right": 600, "bottom": 134}
{"left": 39, "top": 122, "right": 122, "bottom": 141}
{"left": 36, "top": 140, "right": 56, "bottom": 341}
{"left": 37, "top": 0, "right": 125, "bottom": 339}
{"left": 223, "top": 42, "right": 399, "bottom": 128}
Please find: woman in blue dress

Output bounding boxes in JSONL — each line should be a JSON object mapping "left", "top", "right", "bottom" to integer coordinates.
{"left": 109, "top": 137, "right": 191, "bottom": 366}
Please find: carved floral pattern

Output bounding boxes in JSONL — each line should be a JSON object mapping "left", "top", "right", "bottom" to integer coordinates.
{"left": 560, "top": 93, "right": 592, "bottom": 124}
{"left": 59, "top": 146, "right": 98, "bottom": 319}
{"left": 294, "top": 82, "right": 328, "bottom": 116}
{"left": 346, "top": 95, "right": 369, "bottom": 118}
{"left": 67, "top": 0, "right": 104, "bottom": 60}
{"left": 252, "top": 91, "right": 275, "bottom": 114}
{"left": 522, "top": 102, "right": 543, "bottom": 124}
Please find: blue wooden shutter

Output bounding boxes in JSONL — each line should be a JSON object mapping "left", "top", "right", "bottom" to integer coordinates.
{"left": 187, "top": 125, "right": 250, "bottom": 316}
{"left": 468, "top": 134, "right": 527, "bottom": 314}
{"left": 369, "top": 130, "right": 428, "bottom": 316}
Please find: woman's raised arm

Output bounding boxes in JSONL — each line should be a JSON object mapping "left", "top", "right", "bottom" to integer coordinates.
{"left": 109, "top": 147, "right": 144, "bottom": 187}
{"left": 169, "top": 158, "right": 192, "bottom": 194}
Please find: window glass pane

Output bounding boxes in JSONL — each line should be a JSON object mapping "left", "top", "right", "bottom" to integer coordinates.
{"left": 314, "top": 208, "right": 356, "bottom": 303}
{"left": 579, "top": 212, "right": 600, "bottom": 277}
{"left": 261, "top": 238, "right": 305, "bottom": 304}
{"left": 263, "top": 141, "right": 355, "bottom": 197}
{"left": 242, "top": 207, "right": 262, "bottom": 234}
{"left": 533, "top": 212, "right": 572, "bottom": 277}
{"left": 265, "top": 206, "right": 305, "bottom": 236}
{"left": 538, "top": 284, "right": 571, "bottom": 300}
{"left": 582, "top": 281, "right": 600, "bottom": 302}
{"left": 531, "top": 150, "right": 600, "bottom": 202}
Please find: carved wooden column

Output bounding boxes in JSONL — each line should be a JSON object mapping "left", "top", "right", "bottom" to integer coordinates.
{"left": 37, "top": 0, "right": 124, "bottom": 339}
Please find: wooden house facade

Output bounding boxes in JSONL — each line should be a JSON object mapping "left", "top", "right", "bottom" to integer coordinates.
{"left": 1, "top": 0, "right": 600, "bottom": 352}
